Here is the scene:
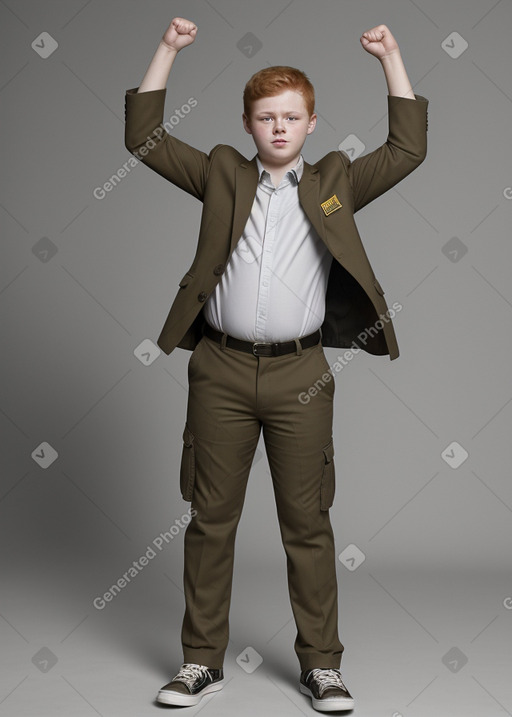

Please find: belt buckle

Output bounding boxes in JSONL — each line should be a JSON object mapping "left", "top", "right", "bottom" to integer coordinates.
{"left": 252, "top": 342, "right": 274, "bottom": 357}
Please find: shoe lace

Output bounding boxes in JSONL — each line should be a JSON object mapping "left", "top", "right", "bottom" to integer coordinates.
{"left": 172, "top": 663, "right": 210, "bottom": 688}
{"left": 310, "top": 668, "right": 348, "bottom": 696}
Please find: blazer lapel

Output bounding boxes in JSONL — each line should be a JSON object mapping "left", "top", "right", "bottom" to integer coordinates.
{"left": 298, "top": 161, "right": 327, "bottom": 245}
{"left": 299, "top": 161, "right": 345, "bottom": 258}
{"left": 229, "top": 158, "right": 259, "bottom": 256}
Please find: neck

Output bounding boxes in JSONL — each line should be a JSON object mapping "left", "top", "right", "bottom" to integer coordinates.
{"left": 258, "top": 153, "right": 301, "bottom": 186}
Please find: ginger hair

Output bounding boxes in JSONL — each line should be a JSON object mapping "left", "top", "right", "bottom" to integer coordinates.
{"left": 243, "top": 65, "right": 315, "bottom": 118}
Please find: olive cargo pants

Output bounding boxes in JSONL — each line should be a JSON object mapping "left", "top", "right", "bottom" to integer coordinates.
{"left": 178, "top": 325, "right": 344, "bottom": 671}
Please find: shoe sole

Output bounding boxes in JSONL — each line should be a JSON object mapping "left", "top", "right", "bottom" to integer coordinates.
{"left": 157, "top": 680, "right": 224, "bottom": 706}
{"left": 299, "top": 683, "right": 355, "bottom": 711}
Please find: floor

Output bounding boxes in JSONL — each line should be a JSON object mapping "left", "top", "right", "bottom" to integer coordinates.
{"left": 1, "top": 564, "right": 511, "bottom": 716}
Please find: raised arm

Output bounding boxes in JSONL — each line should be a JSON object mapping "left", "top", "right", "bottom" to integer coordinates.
{"left": 360, "top": 24, "right": 415, "bottom": 99}
{"left": 125, "top": 17, "right": 220, "bottom": 200}
{"left": 338, "top": 24, "right": 428, "bottom": 213}
{"left": 137, "top": 17, "right": 197, "bottom": 93}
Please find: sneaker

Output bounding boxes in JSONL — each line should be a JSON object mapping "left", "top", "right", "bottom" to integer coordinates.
{"left": 156, "top": 663, "right": 224, "bottom": 706}
{"left": 300, "top": 667, "right": 354, "bottom": 712}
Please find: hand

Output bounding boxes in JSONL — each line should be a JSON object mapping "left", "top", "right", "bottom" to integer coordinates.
{"left": 162, "top": 17, "right": 198, "bottom": 52}
{"left": 360, "top": 24, "right": 399, "bottom": 60}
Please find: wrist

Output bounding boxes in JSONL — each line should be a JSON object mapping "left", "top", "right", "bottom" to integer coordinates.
{"left": 159, "top": 39, "right": 179, "bottom": 55}
{"left": 378, "top": 48, "right": 402, "bottom": 64}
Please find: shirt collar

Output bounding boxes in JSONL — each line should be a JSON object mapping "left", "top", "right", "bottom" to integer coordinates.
{"left": 255, "top": 153, "right": 304, "bottom": 185}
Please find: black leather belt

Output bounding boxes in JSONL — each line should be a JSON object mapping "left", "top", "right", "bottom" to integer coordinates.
{"left": 203, "top": 323, "right": 321, "bottom": 357}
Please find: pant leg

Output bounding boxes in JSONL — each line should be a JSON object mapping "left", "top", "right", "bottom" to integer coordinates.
{"left": 258, "top": 341, "right": 344, "bottom": 671}
{"left": 179, "top": 334, "right": 261, "bottom": 669}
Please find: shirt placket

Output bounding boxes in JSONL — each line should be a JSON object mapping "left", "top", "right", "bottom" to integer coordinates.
{"left": 255, "top": 178, "right": 284, "bottom": 339}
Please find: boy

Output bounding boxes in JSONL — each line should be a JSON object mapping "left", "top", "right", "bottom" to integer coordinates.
{"left": 124, "top": 16, "right": 428, "bottom": 712}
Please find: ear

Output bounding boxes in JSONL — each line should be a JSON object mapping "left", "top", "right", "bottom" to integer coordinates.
{"left": 242, "top": 113, "right": 252, "bottom": 135}
{"left": 306, "top": 113, "right": 317, "bottom": 135}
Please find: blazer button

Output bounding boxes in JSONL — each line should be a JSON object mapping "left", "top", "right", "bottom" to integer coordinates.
{"left": 213, "top": 263, "right": 224, "bottom": 275}
{"left": 197, "top": 291, "right": 208, "bottom": 302}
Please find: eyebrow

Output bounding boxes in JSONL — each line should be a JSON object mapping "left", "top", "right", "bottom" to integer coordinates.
{"left": 255, "top": 109, "right": 303, "bottom": 115}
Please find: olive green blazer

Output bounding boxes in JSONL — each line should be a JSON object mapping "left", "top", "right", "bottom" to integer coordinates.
{"left": 124, "top": 87, "right": 428, "bottom": 359}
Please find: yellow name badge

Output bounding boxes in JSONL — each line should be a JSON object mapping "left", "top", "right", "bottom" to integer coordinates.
{"left": 321, "top": 194, "right": 343, "bottom": 216}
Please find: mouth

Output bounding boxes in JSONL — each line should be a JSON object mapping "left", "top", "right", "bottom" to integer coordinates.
{"left": 272, "top": 139, "right": 288, "bottom": 145}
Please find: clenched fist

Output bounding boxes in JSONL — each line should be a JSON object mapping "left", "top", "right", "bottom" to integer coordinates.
{"left": 360, "top": 24, "right": 399, "bottom": 59}
{"left": 162, "top": 17, "right": 198, "bottom": 52}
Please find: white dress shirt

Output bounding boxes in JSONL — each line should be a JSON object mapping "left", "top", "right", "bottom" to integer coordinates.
{"left": 203, "top": 153, "right": 333, "bottom": 342}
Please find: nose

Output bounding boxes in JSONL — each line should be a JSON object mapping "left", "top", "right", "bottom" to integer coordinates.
{"left": 273, "top": 118, "right": 285, "bottom": 133}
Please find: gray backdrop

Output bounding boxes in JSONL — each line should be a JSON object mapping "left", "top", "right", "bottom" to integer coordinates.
{"left": 1, "top": 0, "right": 511, "bottom": 715}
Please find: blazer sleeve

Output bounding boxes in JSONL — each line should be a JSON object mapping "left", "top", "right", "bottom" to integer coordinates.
{"left": 341, "top": 93, "right": 429, "bottom": 213}
{"left": 124, "top": 87, "right": 221, "bottom": 201}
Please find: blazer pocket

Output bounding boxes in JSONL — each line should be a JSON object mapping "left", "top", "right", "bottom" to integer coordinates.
{"left": 180, "top": 423, "right": 196, "bottom": 501}
{"left": 373, "top": 278, "right": 385, "bottom": 296}
{"left": 320, "top": 439, "right": 336, "bottom": 511}
{"left": 179, "top": 271, "right": 195, "bottom": 288}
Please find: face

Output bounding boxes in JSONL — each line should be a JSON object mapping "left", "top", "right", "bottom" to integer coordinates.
{"left": 242, "top": 89, "right": 316, "bottom": 167}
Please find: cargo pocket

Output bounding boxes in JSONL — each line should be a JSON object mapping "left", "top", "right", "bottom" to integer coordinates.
{"left": 320, "top": 439, "right": 335, "bottom": 511}
{"left": 180, "top": 423, "right": 196, "bottom": 502}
